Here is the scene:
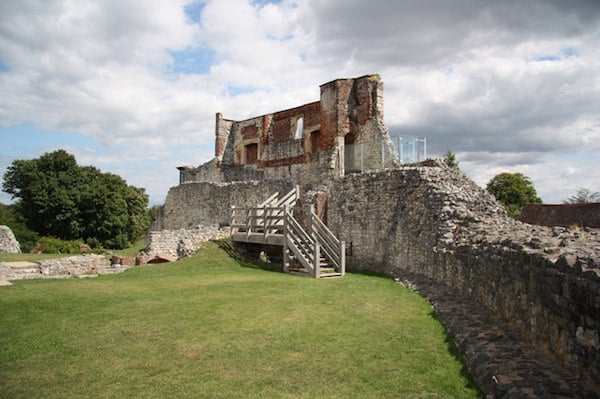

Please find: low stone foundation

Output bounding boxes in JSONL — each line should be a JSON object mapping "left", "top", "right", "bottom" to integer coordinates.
{"left": 140, "top": 224, "right": 230, "bottom": 263}
{"left": 0, "top": 254, "right": 126, "bottom": 281}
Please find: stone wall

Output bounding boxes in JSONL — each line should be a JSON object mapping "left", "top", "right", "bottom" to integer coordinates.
{"left": 0, "top": 225, "right": 21, "bottom": 254}
{"left": 141, "top": 224, "right": 230, "bottom": 261}
{"left": 0, "top": 254, "right": 121, "bottom": 280}
{"left": 325, "top": 161, "right": 600, "bottom": 386}
{"left": 152, "top": 179, "right": 294, "bottom": 231}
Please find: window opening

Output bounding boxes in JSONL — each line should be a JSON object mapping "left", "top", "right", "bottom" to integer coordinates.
{"left": 245, "top": 143, "right": 258, "bottom": 164}
{"left": 295, "top": 117, "right": 304, "bottom": 139}
{"left": 310, "top": 130, "right": 320, "bottom": 153}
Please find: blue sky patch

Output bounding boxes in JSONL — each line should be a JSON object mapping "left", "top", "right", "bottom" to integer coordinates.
{"left": 0, "top": 59, "right": 9, "bottom": 72}
{"left": 0, "top": 123, "right": 99, "bottom": 158}
{"left": 184, "top": 1, "right": 205, "bottom": 24}
{"left": 252, "top": 0, "right": 283, "bottom": 6}
{"left": 534, "top": 54, "right": 560, "bottom": 62}
{"left": 560, "top": 47, "right": 579, "bottom": 58}
{"left": 167, "top": 47, "right": 215, "bottom": 75}
{"left": 534, "top": 47, "right": 579, "bottom": 62}
{"left": 227, "top": 84, "right": 258, "bottom": 96}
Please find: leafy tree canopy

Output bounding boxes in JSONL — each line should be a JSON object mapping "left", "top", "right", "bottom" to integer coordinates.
{"left": 2, "top": 150, "right": 150, "bottom": 249}
{"left": 563, "top": 188, "right": 600, "bottom": 204}
{"left": 486, "top": 172, "right": 542, "bottom": 218}
{"left": 0, "top": 203, "right": 39, "bottom": 252}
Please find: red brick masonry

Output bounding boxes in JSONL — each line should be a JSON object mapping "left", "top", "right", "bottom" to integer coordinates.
{"left": 520, "top": 203, "right": 600, "bottom": 228}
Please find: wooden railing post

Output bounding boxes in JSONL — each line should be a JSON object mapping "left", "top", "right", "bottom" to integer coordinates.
{"left": 263, "top": 206, "right": 267, "bottom": 241}
{"left": 340, "top": 240, "right": 346, "bottom": 276}
{"left": 308, "top": 204, "right": 315, "bottom": 237}
{"left": 245, "top": 208, "right": 250, "bottom": 239}
{"left": 283, "top": 205, "right": 289, "bottom": 273}
{"left": 314, "top": 241, "right": 320, "bottom": 278}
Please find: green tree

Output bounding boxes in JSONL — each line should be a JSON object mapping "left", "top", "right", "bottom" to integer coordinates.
{"left": 563, "top": 188, "right": 600, "bottom": 204}
{"left": 486, "top": 172, "right": 542, "bottom": 218}
{"left": 443, "top": 150, "right": 460, "bottom": 170}
{"left": 3, "top": 150, "right": 150, "bottom": 249}
{"left": 0, "top": 203, "right": 39, "bottom": 252}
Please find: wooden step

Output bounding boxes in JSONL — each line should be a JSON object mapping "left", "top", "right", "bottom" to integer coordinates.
{"left": 318, "top": 272, "right": 343, "bottom": 278}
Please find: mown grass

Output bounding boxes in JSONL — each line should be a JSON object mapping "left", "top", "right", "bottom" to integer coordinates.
{"left": 0, "top": 241, "right": 480, "bottom": 398}
{"left": 109, "top": 238, "right": 146, "bottom": 257}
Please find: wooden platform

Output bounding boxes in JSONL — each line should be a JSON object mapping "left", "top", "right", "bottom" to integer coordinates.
{"left": 231, "top": 232, "right": 284, "bottom": 246}
{"left": 230, "top": 188, "right": 345, "bottom": 278}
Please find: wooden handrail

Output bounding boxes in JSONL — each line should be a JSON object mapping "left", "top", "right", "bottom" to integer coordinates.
{"left": 307, "top": 206, "right": 344, "bottom": 274}
{"left": 274, "top": 185, "right": 299, "bottom": 207}
{"left": 284, "top": 206, "right": 315, "bottom": 275}
{"left": 260, "top": 191, "right": 280, "bottom": 207}
{"left": 231, "top": 188, "right": 345, "bottom": 278}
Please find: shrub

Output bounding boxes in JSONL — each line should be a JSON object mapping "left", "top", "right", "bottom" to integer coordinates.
{"left": 33, "top": 237, "right": 84, "bottom": 254}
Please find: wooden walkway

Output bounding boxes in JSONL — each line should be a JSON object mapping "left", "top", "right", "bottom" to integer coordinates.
{"left": 231, "top": 188, "right": 345, "bottom": 278}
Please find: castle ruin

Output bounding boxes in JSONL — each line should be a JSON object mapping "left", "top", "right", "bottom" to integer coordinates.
{"left": 150, "top": 75, "right": 600, "bottom": 397}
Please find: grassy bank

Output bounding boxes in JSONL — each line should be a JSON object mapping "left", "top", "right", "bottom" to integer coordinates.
{"left": 0, "top": 241, "right": 480, "bottom": 398}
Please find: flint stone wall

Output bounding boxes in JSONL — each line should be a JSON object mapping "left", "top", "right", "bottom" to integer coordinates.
{"left": 326, "top": 162, "right": 600, "bottom": 387}
{"left": 0, "top": 254, "right": 120, "bottom": 281}
{"left": 152, "top": 179, "right": 294, "bottom": 231}
{"left": 0, "top": 225, "right": 21, "bottom": 254}
{"left": 141, "top": 224, "right": 230, "bottom": 262}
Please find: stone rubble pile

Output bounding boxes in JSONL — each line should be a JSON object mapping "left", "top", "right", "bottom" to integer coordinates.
{"left": 396, "top": 273, "right": 599, "bottom": 398}
{"left": 0, "top": 225, "right": 21, "bottom": 254}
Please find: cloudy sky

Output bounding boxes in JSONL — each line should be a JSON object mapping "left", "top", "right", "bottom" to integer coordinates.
{"left": 1, "top": 0, "right": 599, "bottom": 205}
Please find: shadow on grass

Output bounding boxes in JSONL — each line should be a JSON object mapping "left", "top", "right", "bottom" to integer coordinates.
{"left": 351, "top": 270, "right": 391, "bottom": 279}
{"left": 214, "top": 239, "right": 282, "bottom": 273}
{"left": 392, "top": 272, "right": 483, "bottom": 397}
{"left": 429, "top": 310, "right": 484, "bottom": 398}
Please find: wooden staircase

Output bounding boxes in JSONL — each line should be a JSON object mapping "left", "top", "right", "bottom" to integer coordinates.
{"left": 231, "top": 188, "right": 345, "bottom": 278}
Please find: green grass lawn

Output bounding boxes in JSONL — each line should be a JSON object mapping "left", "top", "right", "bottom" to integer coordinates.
{"left": 0, "top": 241, "right": 480, "bottom": 398}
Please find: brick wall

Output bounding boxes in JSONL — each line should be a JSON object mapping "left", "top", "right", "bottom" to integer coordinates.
{"left": 181, "top": 75, "right": 389, "bottom": 186}
{"left": 520, "top": 203, "right": 600, "bottom": 228}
